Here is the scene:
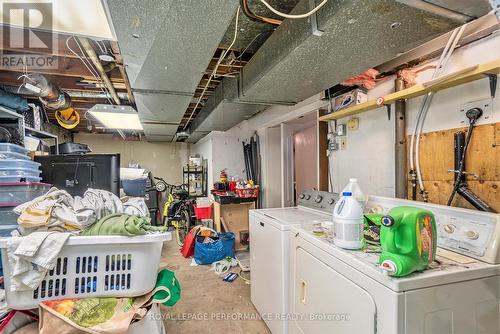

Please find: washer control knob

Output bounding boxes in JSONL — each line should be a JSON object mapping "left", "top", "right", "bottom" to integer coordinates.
{"left": 305, "top": 194, "right": 311, "bottom": 200}
{"left": 299, "top": 193, "right": 305, "bottom": 199}
{"left": 443, "top": 224, "right": 455, "bottom": 234}
{"left": 327, "top": 198, "right": 335, "bottom": 205}
{"left": 465, "top": 230, "right": 479, "bottom": 240}
{"left": 315, "top": 195, "right": 323, "bottom": 203}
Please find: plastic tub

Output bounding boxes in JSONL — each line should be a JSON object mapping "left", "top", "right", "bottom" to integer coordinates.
{"left": 195, "top": 197, "right": 212, "bottom": 208}
{"left": 0, "top": 233, "right": 172, "bottom": 309}
{"left": 0, "top": 182, "right": 51, "bottom": 205}
{"left": 0, "top": 176, "right": 42, "bottom": 183}
{"left": 0, "top": 151, "right": 29, "bottom": 160}
{"left": 0, "top": 143, "right": 29, "bottom": 155}
{"left": 0, "top": 159, "right": 40, "bottom": 170}
{"left": 122, "top": 178, "right": 147, "bottom": 197}
{"left": 0, "top": 209, "right": 18, "bottom": 226}
{"left": 0, "top": 168, "right": 41, "bottom": 177}
{"left": 194, "top": 205, "right": 212, "bottom": 219}
{"left": 0, "top": 225, "right": 17, "bottom": 237}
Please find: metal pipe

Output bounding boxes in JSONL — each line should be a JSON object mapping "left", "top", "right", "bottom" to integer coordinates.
{"left": 77, "top": 37, "right": 121, "bottom": 105}
{"left": 394, "top": 76, "right": 407, "bottom": 199}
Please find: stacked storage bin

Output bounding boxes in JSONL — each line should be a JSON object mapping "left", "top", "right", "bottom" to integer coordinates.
{"left": 0, "top": 143, "right": 51, "bottom": 237}
{"left": 0, "top": 143, "right": 51, "bottom": 278}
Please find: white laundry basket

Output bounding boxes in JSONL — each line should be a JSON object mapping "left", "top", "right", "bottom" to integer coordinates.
{"left": 0, "top": 233, "right": 171, "bottom": 310}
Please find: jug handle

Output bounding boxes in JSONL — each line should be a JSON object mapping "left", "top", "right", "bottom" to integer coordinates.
{"left": 381, "top": 216, "right": 399, "bottom": 253}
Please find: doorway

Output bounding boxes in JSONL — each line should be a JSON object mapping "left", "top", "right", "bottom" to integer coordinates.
{"left": 264, "top": 111, "right": 328, "bottom": 208}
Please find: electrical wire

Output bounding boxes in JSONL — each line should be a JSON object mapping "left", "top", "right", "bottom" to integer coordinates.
{"left": 241, "top": 0, "right": 281, "bottom": 25}
{"left": 72, "top": 37, "right": 114, "bottom": 104}
{"left": 66, "top": 36, "right": 114, "bottom": 105}
{"left": 183, "top": 7, "right": 241, "bottom": 130}
{"left": 258, "top": 0, "right": 328, "bottom": 19}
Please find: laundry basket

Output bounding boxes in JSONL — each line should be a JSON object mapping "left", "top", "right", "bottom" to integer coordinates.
{"left": 0, "top": 233, "right": 171, "bottom": 310}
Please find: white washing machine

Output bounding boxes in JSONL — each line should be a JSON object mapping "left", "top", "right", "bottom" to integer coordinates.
{"left": 288, "top": 195, "right": 500, "bottom": 334}
{"left": 249, "top": 191, "right": 338, "bottom": 334}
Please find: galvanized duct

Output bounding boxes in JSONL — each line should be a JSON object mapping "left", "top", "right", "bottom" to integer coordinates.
{"left": 238, "top": 0, "right": 471, "bottom": 105}
{"left": 187, "top": 77, "right": 270, "bottom": 133}
{"left": 106, "top": 0, "right": 239, "bottom": 140}
{"left": 187, "top": 0, "right": 477, "bottom": 139}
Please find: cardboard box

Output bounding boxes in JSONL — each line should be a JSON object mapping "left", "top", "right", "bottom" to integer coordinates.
{"left": 331, "top": 88, "right": 367, "bottom": 112}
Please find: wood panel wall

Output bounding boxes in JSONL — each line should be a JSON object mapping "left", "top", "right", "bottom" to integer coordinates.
{"left": 406, "top": 122, "right": 499, "bottom": 212}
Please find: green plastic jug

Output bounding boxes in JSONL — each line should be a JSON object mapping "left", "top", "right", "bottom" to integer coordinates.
{"left": 366, "top": 206, "right": 437, "bottom": 277}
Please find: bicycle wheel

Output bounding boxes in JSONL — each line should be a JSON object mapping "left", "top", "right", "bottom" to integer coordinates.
{"left": 176, "top": 208, "right": 191, "bottom": 245}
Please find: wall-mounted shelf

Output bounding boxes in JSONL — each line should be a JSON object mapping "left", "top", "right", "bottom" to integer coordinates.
{"left": 319, "top": 59, "right": 500, "bottom": 122}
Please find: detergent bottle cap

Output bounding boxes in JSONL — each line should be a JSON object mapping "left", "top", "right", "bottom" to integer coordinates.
{"left": 349, "top": 178, "right": 358, "bottom": 183}
{"left": 342, "top": 192, "right": 352, "bottom": 196}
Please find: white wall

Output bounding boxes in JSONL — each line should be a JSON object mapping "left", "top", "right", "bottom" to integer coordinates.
{"left": 330, "top": 32, "right": 500, "bottom": 196}
{"left": 191, "top": 131, "right": 248, "bottom": 195}
{"left": 73, "top": 133, "right": 190, "bottom": 183}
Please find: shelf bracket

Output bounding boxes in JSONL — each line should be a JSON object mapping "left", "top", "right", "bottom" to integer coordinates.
{"left": 309, "top": 0, "right": 324, "bottom": 36}
{"left": 484, "top": 73, "right": 497, "bottom": 99}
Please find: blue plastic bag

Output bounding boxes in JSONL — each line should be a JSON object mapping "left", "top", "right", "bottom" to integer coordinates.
{"left": 194, "top": 232, "right": 235, "bottom": 265}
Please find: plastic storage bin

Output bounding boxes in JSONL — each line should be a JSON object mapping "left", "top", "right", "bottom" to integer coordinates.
{"left": 122, "top": 178, "right": 147, "bottom": 197}
{"left": 235, "top": 187, "right": 259, "bottom": 198}
{"left": 0, "top": 151, "right": 30, "bottom": 160}
{"left": 0, "top": 233, "right": 172, "bottom": 309}
{"left": 195, "top": 197, "right": 212, "bottom": 208}
{"left": 0, "top": 159, "right": 40, "bottom": 170}
{"left": 0, "top": 143, "right": 29, "bottom": 155}
{"left": 0, "top": 225, "right": 17, "bottom": 237}
{"left": 0, "top": 208, "right": 18, "bottom": 226}
{"left": 0, "top": 182, "right": 51, "bottom": 205}
{"left": 0, "top": 168, "right": 41, "bottom": 177}
{"left": 0, "top": 176, "right": 42, "bottom": 183}
{"left": 194, "top": 205, "right": 212, "bottom": 219}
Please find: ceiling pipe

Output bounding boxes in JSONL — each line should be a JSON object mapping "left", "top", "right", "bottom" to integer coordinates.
{"left": 77, "top": 37, "right": 121, "bottom": 105}
{"left": 1, "top": 85, "right": 128, "bottom": 100}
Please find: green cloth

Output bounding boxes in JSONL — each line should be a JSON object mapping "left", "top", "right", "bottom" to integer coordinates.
{"left": 82, "top": 213, "right": 168, "bottom": 236}
{"left": 152, "top": 269, "right": 181, "bottom": 307}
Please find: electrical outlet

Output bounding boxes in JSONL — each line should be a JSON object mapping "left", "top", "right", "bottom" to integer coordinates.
{"left": 347, "top": 118, "right": 359, "bottom": 130}
{"left": 340, "top": 138, "right": 347, "bottom": 150}
{"left": 459, "top": 98, "right": 493, "bottom": 125}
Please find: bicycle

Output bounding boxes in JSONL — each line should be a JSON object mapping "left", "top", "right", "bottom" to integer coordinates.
{"left": 152, "top": 176, "right": 195, "bottom": 246}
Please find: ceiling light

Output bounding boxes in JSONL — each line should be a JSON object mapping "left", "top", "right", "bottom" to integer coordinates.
{"left": 88, "top": 104, "right": 143, "bottom": 130}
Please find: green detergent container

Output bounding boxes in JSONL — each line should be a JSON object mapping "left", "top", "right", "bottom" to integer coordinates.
{"left": 370, "top": 206, "right": 437, "bottom": 277}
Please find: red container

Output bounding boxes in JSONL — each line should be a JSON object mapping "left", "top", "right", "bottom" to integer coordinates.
{"left": 194, "top": 205, "right": 212, "bottom": 219}
{"left": 235, "top": 187, "right": 259, "bottom": 198}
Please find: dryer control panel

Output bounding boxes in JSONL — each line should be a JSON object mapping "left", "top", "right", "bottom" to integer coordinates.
{"left": 298, "top": 190, "right": 339, "bottom": 214}
{"left": 366, "top": 195, "right": 500, "bottom": 264}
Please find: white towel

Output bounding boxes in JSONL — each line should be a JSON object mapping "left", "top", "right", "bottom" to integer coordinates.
{"left": 7, "top": 232, "right": 70, "bottom": 291}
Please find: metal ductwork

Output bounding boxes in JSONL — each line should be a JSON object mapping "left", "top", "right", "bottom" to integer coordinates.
{"left": 188, "top": 0, "right": 485, "bottom": 139}
{"left": 106, "top": 0, "right": 239, "bottom": 140}
{"left": 238, "top": 0, "right": 471, "bottom": 105}
{"left": 187, "top": 77, "right": 270, "bottom": 133}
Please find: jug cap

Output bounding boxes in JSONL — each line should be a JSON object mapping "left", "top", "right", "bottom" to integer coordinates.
{"left": 342, "top": 192, "right": 352, "bottom": 196}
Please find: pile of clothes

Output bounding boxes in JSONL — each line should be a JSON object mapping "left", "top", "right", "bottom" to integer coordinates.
{"left": 13, "top": 188, "right": 150, "bottom": 235}
{"left": 4, "top": 188, "right": 167, "bottom": 294}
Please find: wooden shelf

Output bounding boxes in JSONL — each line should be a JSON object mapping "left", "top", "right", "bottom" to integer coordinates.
{"left": 319, "top": 59, "right": 500, "bottom": 122}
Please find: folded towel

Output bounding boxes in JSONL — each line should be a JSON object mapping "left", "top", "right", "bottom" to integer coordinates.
{"left": 81, "top": 214, "right": 167, "bottom": 236}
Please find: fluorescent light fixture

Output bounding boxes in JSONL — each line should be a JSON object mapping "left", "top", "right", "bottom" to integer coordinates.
{"left": 88, "top": 104, "right": 143, "bottom": 130}
{"left": 0, "top": 0, "right": 115, "bottom": 39}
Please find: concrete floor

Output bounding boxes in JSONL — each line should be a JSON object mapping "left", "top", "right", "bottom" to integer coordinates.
{"left": 159, "top": 240, "right": 271, "bottom": 334}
